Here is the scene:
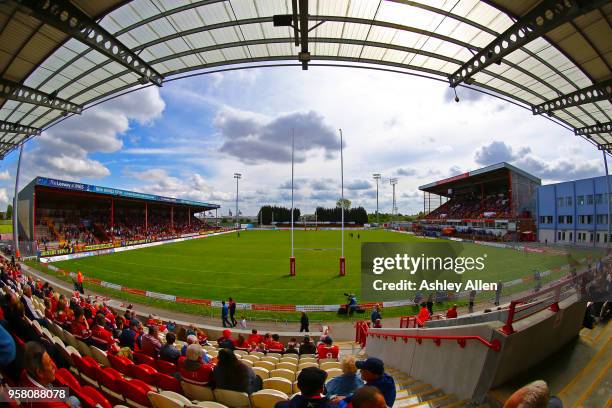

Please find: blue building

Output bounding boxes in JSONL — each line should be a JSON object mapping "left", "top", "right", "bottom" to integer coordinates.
{"left": 537, "top": 176, "right": 612, "bottom": 246}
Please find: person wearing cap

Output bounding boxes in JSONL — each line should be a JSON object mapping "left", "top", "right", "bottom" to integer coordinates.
{"left": 179, "top": 344, "right": 214, "bottom": 386}
{"left": 317, "top": 336, "right": 339, "bottom": 360}
{"left": 299, "top": 335, "right": 317, "bottom": 355}
{"left": 217, "top": 329, "right": 236, "bottom": 349}
{"left": 276, "top": 367, "right": 339, "bottom": 408}
{"left": 354, "top": 358, "right": 396, "bottom": 407}
{"left": 324, "top": 355, "right": 364, "bottom": 397}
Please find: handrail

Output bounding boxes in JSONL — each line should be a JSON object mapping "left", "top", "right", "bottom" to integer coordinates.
{"left": 367, "top": 330, "right": 501, "bottom": 351}
{"left": 500, "top": 266, "right": 594, "bottom": 335}
{"left": 399, "top": 313, "right": 443, "bottom": 328}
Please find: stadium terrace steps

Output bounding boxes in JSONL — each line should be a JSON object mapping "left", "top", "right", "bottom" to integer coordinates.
{"left": 488, "top": 320, "right": 610, "bottom": 408}
{"left": 383, "top": 367, "right": 472, "bottom": 408}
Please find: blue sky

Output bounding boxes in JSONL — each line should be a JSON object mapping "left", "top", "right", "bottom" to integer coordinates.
{"left": 0, "top": 66, "right": 606, "bottom": 215}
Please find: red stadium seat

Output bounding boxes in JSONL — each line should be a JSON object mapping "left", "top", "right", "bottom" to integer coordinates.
{"left": 119, "top": 378, "right": 153, "bottom": 407}
{"left": 71, "top": 354, "right": 97, "bottom": 383}
{"left": 81, "top": 385, "right": 113, "bottom": 408}
{"left": 128, "top": 363, "right": 158, "bottom": 385}
{"left": 54, "top": 367, "right": 82, "bottom": 392}
{"left": 108, "top": 353, "right": 133, "bottom": 375}
{"left": 156, "top": 359, "right": 177, "bottom": 375}
{"left": 98, "top": 367, "right": 125, "bottom": 401}
{"left": 134, "top": 352, "right": 156, "bottom": 367}
{"left": 154, "top": 372, "right": 182, "bottom": 393}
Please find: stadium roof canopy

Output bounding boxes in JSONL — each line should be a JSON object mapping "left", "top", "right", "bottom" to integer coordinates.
{"left": 0, "top": 0, "right": 610, "bottom": 159}
{"left": 419, "top": 161, "right": 541, "bottom": 196}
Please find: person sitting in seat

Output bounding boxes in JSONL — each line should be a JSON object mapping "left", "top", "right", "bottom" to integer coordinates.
{"left": 119, "top": 319, "right": 140, "bottom": 350}
{"left": 91, "top": 313, "right": 117, "bottom": 352}
{"left": 324, "top": 355, "right": 364, "bottom": 397}
{"left": 267, "top": 334, "right": 285, "bottom": 353}
{"left": 217, "top": 329, "right": 236, "bottom": 349}
{"left": 247, "top": 329, "right": 263, "bottom": 348}
{"left": 317, "top": 336, "right": 339, "bottom": 360}
{"left": 20, "top": 341, "right": 77, "bottom": 408}
{"left": 286, "top": 337, "right": 299, "bottom": 354}
{"left": 299, "top": 335, "right": 316, "bottom": 355}
{"left": 70, "top": 306, "right": 92, "bottom": 344}
{"left": 178, "top": 344, "right": 214, "bottom": 386}
{"left": 160, "top": 332, "right": 181, "bottom": 364}
{"left": 214, "top": 348, "right": 261, "bottom": 394}
{"left": 140, "top": 325, "right": 162, "bottom": 358}
{"left": 351, "top": 386, "right": 388, "bottom": 408}
{"left": 354, "top": 358, "right": 396, "bottom": 407}
{"left": 276, "top": 367, "right": 338, "bottom": 408}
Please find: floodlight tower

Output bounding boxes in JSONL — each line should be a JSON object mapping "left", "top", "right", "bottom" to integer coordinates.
{"left": 234, "top": 173, "right": 241, "bottom": 229}
{"left": 373, "top": 173, "right": 381, "bottom": 226}
{"left": 390, "top": 178, "right": 398, "bottom": 223}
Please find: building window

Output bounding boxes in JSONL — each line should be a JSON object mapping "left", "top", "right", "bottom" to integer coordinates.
{"left": 547, "top": 216, "right": 553, "bottom": 224}
{"left": 562, "top": 232, "right": 566, "bottom": 241}
{"left": 596, "top": 214, "right": 608, "bottom": 224}
{"left": 595, "top": 194, "right": 603, "bottom": 204}
{"left": 577, "top": 195, "right": 585, "bottom": 205}
{"left": 558, "top": 216, "right": 564, "bottom": 224}
{"left": 569, "top": 232, "right": 573, "bottom": 242}
{"left": 587, "top": 215, "right": 593, "bottom": 224}
{"left": 566, "top": 196, "right": 573, "bottom": 206}
{"left": 566, "top": 215, "right": 573, "bottom": 224}
{"left": 557, "top": 197, "right": 564, "bottom": 207}
{"left": 586, "top": 195, "right": 593, "bottom": 205}
{"left": 557, "top": 231, "right": 561, "bottom": 241}
{"left": 589, "top": 233, "right": 593, "bottom": 242}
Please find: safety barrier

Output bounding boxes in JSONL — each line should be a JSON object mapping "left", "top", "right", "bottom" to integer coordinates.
{"left": 399, "top": 313, "right": 444, "bottom": 328}
{"left": 354, "top": 321, "right": 501, "bottom": 351}
{"left": 500, "top": 267, "right": 592, "bottom": 335}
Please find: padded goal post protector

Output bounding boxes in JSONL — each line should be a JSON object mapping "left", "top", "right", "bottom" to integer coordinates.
{"left": 339, "top": 257, "right": 346, "bottom": 276}
{"left": 290, "top": 256, "right": 296, "bottom": 276}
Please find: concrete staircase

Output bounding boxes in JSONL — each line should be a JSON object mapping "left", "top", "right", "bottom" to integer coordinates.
{"left": 488, "top": 320, "right": 610, "bottom": 408}
{"left": 385, "top": 366, "right": 476, "bottom": 408}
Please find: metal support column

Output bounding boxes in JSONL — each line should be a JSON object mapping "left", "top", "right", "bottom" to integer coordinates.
{"left": 12, "top": 143, "right": 24, "bottom": 257}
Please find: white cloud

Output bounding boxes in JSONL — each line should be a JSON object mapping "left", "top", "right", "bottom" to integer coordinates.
{"left": 22, "top": 87, "right": 165, "bottom": 182}
{"left": 0, "top": 188, "right": 8, "bottom": 208}
{"left": 0, "top": 170, "right": 10, "bottom": 181}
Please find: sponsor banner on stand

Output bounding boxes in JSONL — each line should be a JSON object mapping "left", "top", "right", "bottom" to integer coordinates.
{"left": 382, "top": 300, "right": 413, "bottom": 308}
{"left": 101, "top": 281, "right": 122, "bottom": 291}
{"left": 146, "top": 291, "right": 176, "bottom": 302}
{"left": 176, "top": 297, "right": 212, "bottom": 306}
{"left": 296, "top": 305, "right": 338, "bottom": 312}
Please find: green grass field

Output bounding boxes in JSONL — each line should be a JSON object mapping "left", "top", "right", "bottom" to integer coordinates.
{"left": 0, "top": 219, "right": 12, "bottom": 233}
{"left": 46, "top": 230, "right": 600, "bottom": 306}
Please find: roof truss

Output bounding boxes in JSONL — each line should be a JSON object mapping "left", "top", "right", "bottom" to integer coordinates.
{"left": 574, "top": 121, "right": 612, "bottom": 136}
{"left": 0, "top": 120, "right": 41, "bottom": 135}
{"left": 14, "top": 0, "right": 164, "bottom": 86}
{"left": 532, "top": 79, "right": 612, "bottom": 115}
{"left": 449, "top": 0, "right": 608, "bottom": 88}
{"left": 0, "top": 78, "right": 82, "bottom": 114}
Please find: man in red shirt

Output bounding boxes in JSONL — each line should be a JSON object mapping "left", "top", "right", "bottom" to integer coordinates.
{"left": 70, "top": 307, "right": 91, "bottom": 343}
{"left": 317, "top": 336, "right": 339, "bottom": 360}
{"left": 246, "top": 329, "right": 263, "bottom": 347}
{"left": 19, "top": 341, "right": 69, "bottom": 408}
{"left": 76, "top": 270, "right": 84, "bottom": 294}
{"left": 91, "top": 314, "right": 116, "bottom": 351}
{"left": 446, "top": 305, "right": 458, "bottom": 319}
{"left": 267, "top": 334, "right": 285, "bottom": 352}
{"left": 178, "top": 344, "right": 214, "bottom": 385}
{"left": 416, "top": 303, "right": 430, "bottom": 327}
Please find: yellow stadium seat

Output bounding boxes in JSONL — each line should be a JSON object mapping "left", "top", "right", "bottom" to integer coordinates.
{"left": 181, "top": 381, "right": 214, "bottom": 401}
{"left": 320, "top": 362, "right": 341, "bottom": 371}
{"left": 252, "top": 367, "right": 270, "bottom": 381}
{"left": 250, "top": 389, "right": 289, "bottom": 408}
{"left": 270, "top": 369, "right": 295, "bottom": 382}
{"left": 325, "top": 368, "right": 343, "bottom": 379}
{"left": 254, "top": 360, "right": 276, "bottom": 371}
{"left": 275, "top": 362, "right": 297, "bottom": 371}
{"left": 214, "top": 388, "right": 251, "bottom": 408}
{"left": 263, "top": 377, "right": 293, "bottom": 395}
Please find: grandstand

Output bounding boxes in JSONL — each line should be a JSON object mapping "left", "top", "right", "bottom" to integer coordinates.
{"left": 16, "top": 177, "right": 220, "bottom": 258}
{"left": 416, "top": 163, "right": 541, "bottom": 242}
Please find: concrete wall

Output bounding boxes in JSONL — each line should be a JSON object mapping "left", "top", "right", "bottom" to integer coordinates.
{"left": 425, "top": 310, "right": 507, "bottom": 328}
{"left": 366, "top": 296, "right": 587, "bottom": 402}
{"left": 367, "top": 322, "right": 501, "bottom": 401}
{"left": 490, "top": 297, "right": 586, "bottom": 387}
